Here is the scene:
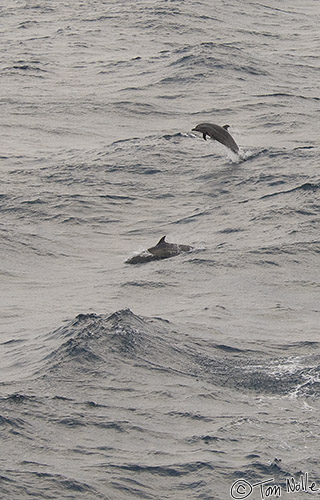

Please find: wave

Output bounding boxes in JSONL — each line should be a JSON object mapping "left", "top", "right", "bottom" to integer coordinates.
{"left": 261, "top": 182, "right": 320, "bottom": 199}
{"left": 35, "top": 309, "right": 320, "bottom": 398}
{"left": 256, "top": 92, "right": 320, "bottom": 102}
{"left": 3, "top": 60, "right": 49, "bottom": 79}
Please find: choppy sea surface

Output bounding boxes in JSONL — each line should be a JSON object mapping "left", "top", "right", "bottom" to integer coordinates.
{"left": 1, "top": 1, "right": 320, "bottom": 498}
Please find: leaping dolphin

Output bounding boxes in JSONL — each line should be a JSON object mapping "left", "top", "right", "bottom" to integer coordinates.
{"left": 192, "top": 122, "right": 239, "bottom": 154}
{"left": 126, "top": 236, "right": 193, "bottom": 264}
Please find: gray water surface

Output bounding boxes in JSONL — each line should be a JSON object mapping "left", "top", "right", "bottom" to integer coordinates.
{"left": 1, "top": 1, "right": 320, "bottom": 498}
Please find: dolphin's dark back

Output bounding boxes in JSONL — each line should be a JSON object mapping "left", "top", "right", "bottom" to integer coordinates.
{"left": 127, "top": 236, "right": 192, "bottom": 264}
{"left": 148, "top": 236, "right": 178, "bottom": 257}
{"left": 148, "top": 236, "right": 192, "bottom": 258}
{"left": 193, "top": 123, "right": 239, "bottom": 154}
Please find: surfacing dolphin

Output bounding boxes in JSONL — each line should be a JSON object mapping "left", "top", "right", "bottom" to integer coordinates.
{"left": 126, "top": 236, "right": 193, "bottom": 264}
{"left": 192, "top": 123, "right": 239, "bottom": 154}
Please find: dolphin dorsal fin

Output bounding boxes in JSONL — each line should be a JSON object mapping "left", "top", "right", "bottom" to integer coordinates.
{"left": 202, "top": 133, "right": 207, "bottom": 141}
{"left": 222, "top": 124, "right": 230, "bottom": 130}
{"left": 156, "top": 236, "right": 166, "bottom": 245}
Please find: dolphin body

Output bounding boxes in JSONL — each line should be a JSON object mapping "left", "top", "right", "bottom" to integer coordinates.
{"left": 126, "top": 236, "right": 193, "bottom": 264}
{"left": 192, "top": 123, "right": 239, "bottom": 154}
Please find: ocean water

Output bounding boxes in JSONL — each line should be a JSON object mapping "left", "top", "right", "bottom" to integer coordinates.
{"left": 1, "top": 0, "right": 320, "bottom": 498}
